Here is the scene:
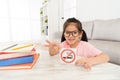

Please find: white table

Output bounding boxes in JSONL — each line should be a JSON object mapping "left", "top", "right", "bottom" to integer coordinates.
{"left": 0, "top": 44, "right": 120, "bottom": 80}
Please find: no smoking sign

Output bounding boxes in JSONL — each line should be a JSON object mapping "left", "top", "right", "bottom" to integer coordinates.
{"left": 59, "top": 48, "right": 76, "bottom": 64}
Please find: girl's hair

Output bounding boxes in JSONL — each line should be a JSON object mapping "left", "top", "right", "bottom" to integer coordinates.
{"left": 61, "top": 17, "right": 88, "bottom": 42}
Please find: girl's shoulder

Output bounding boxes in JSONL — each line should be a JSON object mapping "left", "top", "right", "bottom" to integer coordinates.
{"left": 80, "top": 41, "right": 89, "bottom": 44}
{"left": 78, "top": 41, "right": 93, "bottom": 47}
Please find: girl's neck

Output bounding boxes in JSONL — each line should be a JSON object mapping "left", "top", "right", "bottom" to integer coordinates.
{"left": 70, "top": 40, "right": 80, "bottom": 48}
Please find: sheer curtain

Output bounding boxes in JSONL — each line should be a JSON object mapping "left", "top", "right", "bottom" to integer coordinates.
{"left": 0, "top": 0, "right": 41, "bottom": 42}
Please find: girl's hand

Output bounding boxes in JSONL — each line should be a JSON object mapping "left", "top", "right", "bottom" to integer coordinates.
{"left": 75, "top": 53, "right": 109, "bottom": 70}
{"left": 45, "top": 40, "right": 60, "bottom": 49}
{"left": 45, "top": 40, "right": 61, "bottom": 56}
{"left": 75, "top": 58, "right": 93, "bottom": 70}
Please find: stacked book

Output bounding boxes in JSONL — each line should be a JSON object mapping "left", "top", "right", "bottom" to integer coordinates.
{"left": 0, "top": 43, "right": 39, "bottom": 70}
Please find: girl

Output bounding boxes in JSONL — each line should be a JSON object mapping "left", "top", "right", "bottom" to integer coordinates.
{"left": 46, "top": 18, "right": 109, "bottom": 69}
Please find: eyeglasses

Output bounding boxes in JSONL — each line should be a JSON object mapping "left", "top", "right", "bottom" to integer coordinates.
{"left": 64, "top": 31, "right": 79, "bottom": 37}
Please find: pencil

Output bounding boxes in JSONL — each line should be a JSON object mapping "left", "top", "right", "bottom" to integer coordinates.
{"left": 1, "top": 44, "right": 18, "bottom": 51}
{"left": 12, "top": 44, "right": 34, "bottom": 50}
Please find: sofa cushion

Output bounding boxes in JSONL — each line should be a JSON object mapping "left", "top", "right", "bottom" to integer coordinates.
{"left": 82, "top": 21, "right": 93, "bottom": 39}
{"left": 92, "top": 19, "right": 120, "bottom": 41}
{"left": 89, "top": 40, "right": 120, "bottom": 65}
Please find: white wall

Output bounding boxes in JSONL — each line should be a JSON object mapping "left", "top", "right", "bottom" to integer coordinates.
{"left": 76, "top": 0, "right": 120, "bottom": 21}
{"left": 48, "top": 0, "right": 59, "bottom": 40}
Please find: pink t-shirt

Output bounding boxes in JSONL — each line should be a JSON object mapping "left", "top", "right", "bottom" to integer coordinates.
{"left": 61, "top": 41, "right": 102, "bottom": 57}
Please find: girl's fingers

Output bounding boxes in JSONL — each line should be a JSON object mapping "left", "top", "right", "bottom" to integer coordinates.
{"left": 53, "top": 41, "right": 61, "bottom": 49}
{"left": 75, "top": 60, "right": 84, "bottom": 66}
{"left": 46, "top": 39, "right": 51, "bottom": 44}
{"left": 52, "top": 41, "right": 58, "bottom": 45}
{"left": 46, "top": 40, "right": 57, "bottom": 46}
{"left": 45, "top": 40, "right": 54, "bottom": 47}
{"left": 84, "top": 63, "right": 91, "bottom": 70}
{"left": 75, "top": 60, "right": 92, "bottom": 70}
{"left": 44, "top": 44, "right": 50, "bottom": 47}
{"left": 45, "top": 40, "right": 60, "bottom": 51}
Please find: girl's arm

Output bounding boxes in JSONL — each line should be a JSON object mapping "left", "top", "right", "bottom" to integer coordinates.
{"left": 75, "top": 52, "right": 110, "bottom": 69}
{"left": 89, "top": 52, "right": 109, "bottom": 65}
{"left": 45, "top": 40, "right": 61, "bottom": 56}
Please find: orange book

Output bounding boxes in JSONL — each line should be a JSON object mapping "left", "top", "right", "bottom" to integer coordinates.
{"left": 0, "top": 53, "right": 39, "bottom": 70}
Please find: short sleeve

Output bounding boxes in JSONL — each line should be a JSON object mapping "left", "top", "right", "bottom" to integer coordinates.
{"left": 77, "top": 41, "right": 102, "bottom": 57}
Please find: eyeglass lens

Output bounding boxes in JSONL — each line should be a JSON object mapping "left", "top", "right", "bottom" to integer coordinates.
{"left": 64, "top": 31, "right": 79, "bottom": 37}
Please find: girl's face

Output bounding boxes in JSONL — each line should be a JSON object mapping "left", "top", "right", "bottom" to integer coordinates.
{"left": 64, "top": 24, "right": 82, "bottom": 48}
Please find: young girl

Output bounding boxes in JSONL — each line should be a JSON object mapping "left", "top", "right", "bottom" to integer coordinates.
{"left": 46, "top": 18, "right": 109, "bottom": 69}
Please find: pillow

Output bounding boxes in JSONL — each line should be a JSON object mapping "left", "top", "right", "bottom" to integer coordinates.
{"left": 92, "top": 19, "right": 120, "bottom": 41}
{"left": 82, "top": 21, "right": 93, "bottom": 39}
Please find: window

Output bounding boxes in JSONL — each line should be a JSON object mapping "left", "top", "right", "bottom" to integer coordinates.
{"left": 0, "top": 0, "right": 41, "bottom": 42}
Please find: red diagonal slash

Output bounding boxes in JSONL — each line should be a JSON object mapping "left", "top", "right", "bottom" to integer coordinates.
{"left": 63, "top": 51, "right": 73, "bottom": 61}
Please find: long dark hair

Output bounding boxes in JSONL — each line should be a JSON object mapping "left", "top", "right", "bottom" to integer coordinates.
{"left": 61, "top": 18, "right": 88, "bottom": 42}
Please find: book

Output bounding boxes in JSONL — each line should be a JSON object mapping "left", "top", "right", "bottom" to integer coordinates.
{"left": 0, "top": 53, "right": 39, "bottom": 70}
{"left": 0, "top": 51, "right": 35, "bottom": 59}
{"left": 0, "top": 55, "right": 34, "bottom": 66}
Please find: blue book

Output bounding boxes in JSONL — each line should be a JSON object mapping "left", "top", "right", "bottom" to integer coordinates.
{"left": 0, "top": 55, "right": 34, "bottom": 66}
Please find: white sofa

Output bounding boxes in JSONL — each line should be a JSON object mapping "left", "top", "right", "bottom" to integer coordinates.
{"left": 82, "top": 18, "right": 120, "bottom": 65}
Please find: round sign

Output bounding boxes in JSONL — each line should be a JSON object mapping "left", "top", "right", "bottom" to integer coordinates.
{"left": 60, "top": 48, "right": 76, "bottom": 64}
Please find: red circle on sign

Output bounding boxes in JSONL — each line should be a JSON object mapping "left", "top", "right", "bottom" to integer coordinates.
{"left": 60, "top": 48, "right": 76, "bottom": 63}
